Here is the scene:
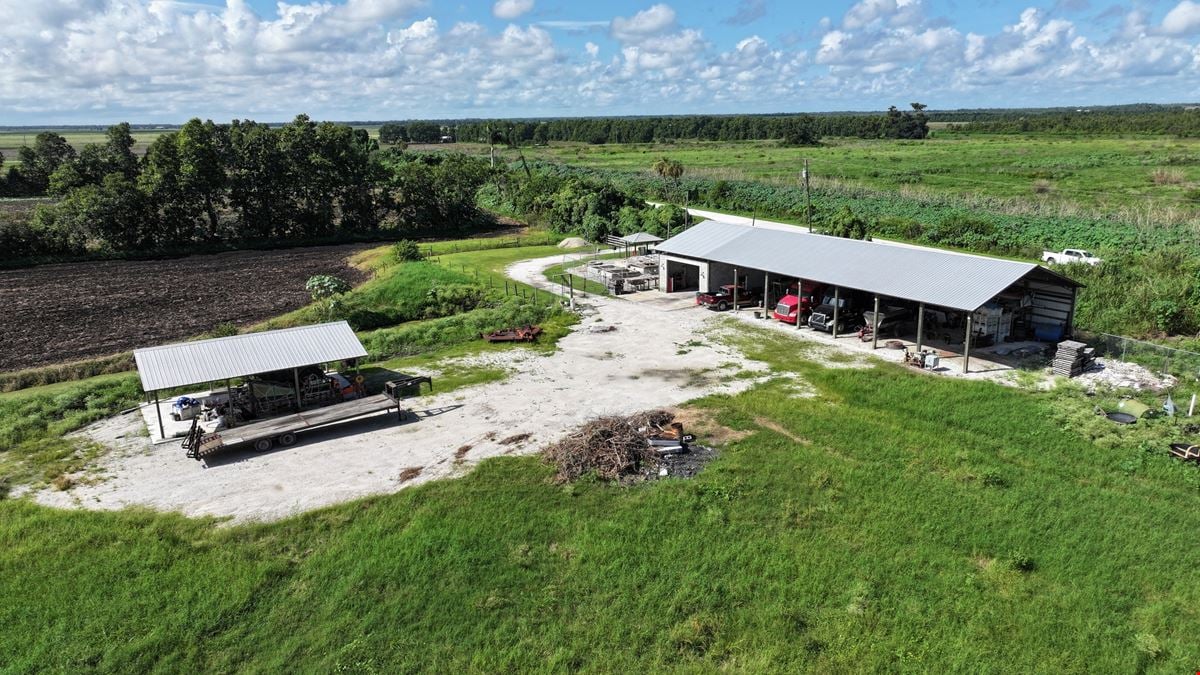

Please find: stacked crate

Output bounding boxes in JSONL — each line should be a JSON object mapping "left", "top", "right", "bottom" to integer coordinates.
{"left": 1052, "top": 340, "right": 1094, "bottom": 377}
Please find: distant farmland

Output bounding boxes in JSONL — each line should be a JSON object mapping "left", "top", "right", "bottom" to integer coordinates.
{"left": 519, "top": 134, "right": 1200, "bottom": 216}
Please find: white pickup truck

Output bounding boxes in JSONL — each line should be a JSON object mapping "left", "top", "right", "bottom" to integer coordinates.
{"left": 1042, "top": 249, "right": 1101, "bottom": 266}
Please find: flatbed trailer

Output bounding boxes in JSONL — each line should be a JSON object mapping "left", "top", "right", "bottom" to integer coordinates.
{"left": 184, "top": 376, "right": 432, "bottom": 462}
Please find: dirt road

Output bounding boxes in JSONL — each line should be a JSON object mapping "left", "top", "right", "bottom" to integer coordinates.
{"left": 36, "top": 252, "right": 768, "bottom": 522}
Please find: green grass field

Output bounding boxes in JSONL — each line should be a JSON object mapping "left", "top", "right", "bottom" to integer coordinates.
{"left": 513, "top": 135, "right": 1200, "bottom": 218}
{"left": 0, "top": 129, "right": 177, "bottom": 169}
{"left": 3, "top": 324, "right": 1199, "bottom": 671}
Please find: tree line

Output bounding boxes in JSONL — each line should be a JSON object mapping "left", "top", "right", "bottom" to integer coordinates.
{"left": 1, "top": 116, "right": 493, "bottom": 261}
{"left": 947, "top": 109, "right": 1200, "bottom": 136}
{"left": 401, "top": 106, "right": 930, "bottom": 147}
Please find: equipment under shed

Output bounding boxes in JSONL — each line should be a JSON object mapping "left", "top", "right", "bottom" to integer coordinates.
{"left": 133, "top": 321, "right": 420, "bottom": 456}
{"left": 656, "top": 220, "right": 1083, "bottom": 373}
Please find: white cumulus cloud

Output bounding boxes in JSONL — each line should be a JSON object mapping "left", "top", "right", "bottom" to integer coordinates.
{"left": 1162, "top": 0, "right": 1200, "bottom": 35}
{"left": 492, "top": 0, "right": 534, "bottom": 21}
{"left": 611, "top": 4, "right": 677, "bottom": 41}
{"left": 0, "top": 0, "right": 1197, "bottom": 123}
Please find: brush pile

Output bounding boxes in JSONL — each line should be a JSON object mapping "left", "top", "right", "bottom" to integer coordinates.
{"left": 544, "top": 409, "right": 675, "bottom": 483}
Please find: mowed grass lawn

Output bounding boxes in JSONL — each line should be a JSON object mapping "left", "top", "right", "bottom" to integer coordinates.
{"left": 520, "top": 134, "right": 1200, "bottom": 215}
{"left": 2, "top": 326, "right": 1198, "bottom": 671}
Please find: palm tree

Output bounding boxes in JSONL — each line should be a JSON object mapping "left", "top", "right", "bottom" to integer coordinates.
{"left": 652, "top": 157, "right": 687, "bottom": 233}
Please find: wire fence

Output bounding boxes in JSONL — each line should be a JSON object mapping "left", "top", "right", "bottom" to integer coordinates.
{"left": 1093, "top": 333, "right": 1200, "bottom": 385}
{"left": 418, "top": 235, "right": 560, "bottom": 259}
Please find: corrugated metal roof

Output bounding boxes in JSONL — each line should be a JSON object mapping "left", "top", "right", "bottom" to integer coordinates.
{"left": 134, "top": 321, "right": 368, "bottom": 392}
{"left": 620, "top": 232, "right": 664, "bottom": 244}
{"left": 657, "top": 220, "right": 1077, "bottom": 311}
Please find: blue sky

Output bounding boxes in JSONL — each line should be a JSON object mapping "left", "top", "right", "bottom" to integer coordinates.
{"left": 2, "top": 0, "right": 1199, "bottom": 124}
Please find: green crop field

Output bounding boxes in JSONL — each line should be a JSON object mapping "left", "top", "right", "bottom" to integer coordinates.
{"left": 0, "top": 128, "right": 179, "bottom": 168}
{"left": 0, "top": 126, "right": 388, "bottom": 169}
{"left": 515, "top": 134, "right": 1200, "bottom": 218}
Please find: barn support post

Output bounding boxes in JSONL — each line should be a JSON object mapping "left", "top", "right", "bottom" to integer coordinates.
{"left": 763, "top": 272, "right": 770, "bottom": 312}
{"left": 872, "top": 295, "right": 880, "bottom": 350}
{"left": 154, "top": 391, "right": 164, "bottom": 441}
{"left": 832, "top": 287, "right": 840, "bottom": 339}
{"left": 293, "top": 367, "right": 302, "bottom": 412}
{"left": 226, "top": 378, "right": 235, "bottom": 428}
{"left": 963, "top": 314, "right": 973, "bottom": 374}
{"left": 916, "top": 303, "right": 925, "bottom": 352}
{"left": 733, "top": 268, "right": 739, "bottom": 313}
{"left": 796, "top": 279, "right": 803, "bottom": 330}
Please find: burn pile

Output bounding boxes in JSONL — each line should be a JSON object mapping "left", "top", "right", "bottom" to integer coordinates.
{"left": 544, "top": 409, "right": 700, "bottom": 483}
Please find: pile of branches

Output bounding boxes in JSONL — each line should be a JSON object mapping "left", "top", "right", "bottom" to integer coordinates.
{"left": 544, "top": 409, "right": 675, "bottom": 483}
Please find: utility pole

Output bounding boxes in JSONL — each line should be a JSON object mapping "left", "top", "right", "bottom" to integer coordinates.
{"left": 802, "top": 158, "right": 813, "bottom": 233}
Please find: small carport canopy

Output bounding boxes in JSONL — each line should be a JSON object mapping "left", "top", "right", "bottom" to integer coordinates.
{"left": 609, "top": 231, "right": 664, "bottom": 257}
{"left": 618, "top": 232, "right": 664, "bottom": 245}
{"left": 134, "top": 321, "right": 368, "bottom": 438}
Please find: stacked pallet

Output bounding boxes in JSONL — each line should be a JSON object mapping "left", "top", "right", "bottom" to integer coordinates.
{"left": 1052, "top": 340, "right": 1095, "bottom": 377}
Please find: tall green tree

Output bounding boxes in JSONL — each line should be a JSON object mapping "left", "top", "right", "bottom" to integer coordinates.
{"left": 176, "top": 119, "right": 226, "bottom": 237}
{"left": 48, "top": 123, "right": 141, "bottom": 195}
{"left": 316, "top": 122, "right": 381, "bottom": 232}
{"left": 17, "top": 132, "right": 77, "bottom": 193}
{"left": 406, "top": 121, "right": 441, "bottom": 144}
{"left": 378, "top": 124, "right": 408, "bottom": 145}
{"left": 140, "top": 132, "right": 198, "bottom": 243}
{"left": 46, "top": 173, "right": 151, "bottom": 251}
{"left": 227, "top": 120, "right": 290, "bottom": 240}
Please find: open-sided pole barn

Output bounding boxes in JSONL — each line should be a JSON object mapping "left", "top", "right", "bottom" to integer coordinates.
{"left": 657, "top": 221, "right": 1081, "bottom": 373}
{"left": 133, "top": 321, "right": 369, "bottom": 441}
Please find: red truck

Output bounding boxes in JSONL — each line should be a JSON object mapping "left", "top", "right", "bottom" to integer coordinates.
{"left": 772, "top": 281, "right": 827, "bottom": 325}
{"left": 696, "top": 284, "right": 762, "bottom": 311}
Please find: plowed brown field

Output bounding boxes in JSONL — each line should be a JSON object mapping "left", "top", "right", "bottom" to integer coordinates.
{"left": 0, "top": 244, "right": 370, "bottom": 372}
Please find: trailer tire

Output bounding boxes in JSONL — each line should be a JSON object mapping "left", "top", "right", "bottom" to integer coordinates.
{"left": 278, "top": 432, "right": 297, "bottom": 447}
{"left": 254, "top": 438, "right": 273, "bottom": 452}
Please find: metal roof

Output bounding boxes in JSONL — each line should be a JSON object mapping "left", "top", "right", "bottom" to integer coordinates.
{"left": 657, "top": 220, "right": 1079, "bottom": 311}
{"left": 620, "top": 232, "right": 664, "bottom": 244}
{"left": 134, "top": 321, "right": 368, "bottom": 392}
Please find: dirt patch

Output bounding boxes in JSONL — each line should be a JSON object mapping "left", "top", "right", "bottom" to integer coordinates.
{"left": 0, "top": 243, "right": 370, "bottom": 372}
{"left": 499, "top": 433, "right": 532, "bottom": 446}
{"left": 669, "top": 407, "right": 752, "bottom": 446}
{"left": 397, "top": 467, "right": 423, "bottom": 483}
{"left": 753, "top": 416, "right": 811, "bottom": 445}
{"left": 453, "top": 444, "right": 472, "bottom": 463}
